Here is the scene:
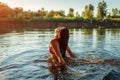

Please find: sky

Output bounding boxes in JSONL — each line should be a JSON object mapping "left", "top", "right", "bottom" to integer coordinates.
{"left": 0, "top": 0, "right": 120, "bottom": 15}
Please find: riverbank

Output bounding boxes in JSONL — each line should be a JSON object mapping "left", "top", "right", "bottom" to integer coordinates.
{"left": 0, "top": 19, "right": 120, "bottom": 28}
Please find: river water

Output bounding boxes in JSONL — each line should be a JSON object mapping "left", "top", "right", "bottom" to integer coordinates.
{"left": 0, "top": 28, "right": 120, "bottom": 80}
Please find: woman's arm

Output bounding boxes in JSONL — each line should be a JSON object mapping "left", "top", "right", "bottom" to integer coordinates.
{"left": 67, "top": 45, "right": 76, "bottom": 58}
{"left": 50, "top": 39, "right": 66, "bottom": 65}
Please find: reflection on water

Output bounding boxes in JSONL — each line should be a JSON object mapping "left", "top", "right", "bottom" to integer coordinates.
{"left": 0, "top": 27, "right": 120, "bottom": 80}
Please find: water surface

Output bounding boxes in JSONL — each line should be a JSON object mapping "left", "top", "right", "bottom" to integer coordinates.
{"left": 0, "top": 28, "right": 120, "bottom": 80}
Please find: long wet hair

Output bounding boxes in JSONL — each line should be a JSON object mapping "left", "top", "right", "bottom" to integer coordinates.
{"left": 56, "top": 27, "right": 69, "bottom": 58}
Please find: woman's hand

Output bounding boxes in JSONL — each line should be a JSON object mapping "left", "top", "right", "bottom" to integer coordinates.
{"left": 67, "top": 45, "right": 77, "bottom": 59}
{"left": 57, "top": 63, "right": 67, "bottom": 71}
{"left": 71, "top": 54, "right": 77, "bottom": 58}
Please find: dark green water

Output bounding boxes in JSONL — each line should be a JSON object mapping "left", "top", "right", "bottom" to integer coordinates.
{"left": 0, "top": 28, "right": 120, "bottom": 80}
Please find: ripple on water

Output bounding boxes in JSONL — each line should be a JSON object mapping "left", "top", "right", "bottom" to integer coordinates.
{"left": 0, "top": 29, "right": 120, "bottom": 80}
{"left": 0, "top": 49, "right": 120, "bottom": 80}
{"left": 0, "top": 49, "right": 51, "bottom": 80}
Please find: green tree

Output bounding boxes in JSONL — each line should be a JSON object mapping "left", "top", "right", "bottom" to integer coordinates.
{"left": 97, "top": 0, "right": 107, "bottom": 20}
{"left": 82, "top": 4, "right": 94, "bottom": 19}
{"left": 13, "top": 7, "right": 23, "bottom": 19}
{"left": 89, "top": 4, "right": 94, "bottom": 18}
{"left": 37, "top": 8, "right": 45, "bottom": 17}
{"left": 106, "top": 12, "right": 111, "bottom": 19}
{"left": 67, "top": 8, "right": 74, "bottom": 18}
{"left": 112, "top": 8, "right": 119, "bottom": 16}
{"left": 83, "top": 5, "right": 89, "bottom": 19}
{"left": 59, "top": 10, "right": 65, "bottom": 17}
{"left": 75, "top": 11, "right": 80, "bottom": 18}
{"left": 46, "top": 10, "right": 65, "bottom": 18}
{"left": 40, "top": 8, "right": 47, "bottom": 17}
{"left": 81, "top": 11, "right": 84, "bottom": 18}
{"left": 23, "top": 10, "right": 34, "bottom": 20}
{"left": 46, "top": 10, "right": 54, "bottom": 17}
{"left": 53, "top": 10, "right": 65, "bottom": 18}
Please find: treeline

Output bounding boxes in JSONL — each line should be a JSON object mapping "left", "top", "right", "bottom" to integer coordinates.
{"left": 0, "top": 1, "right": 120, "bottom": 21}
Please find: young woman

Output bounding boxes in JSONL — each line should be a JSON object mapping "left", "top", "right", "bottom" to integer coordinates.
{"left": 48, "top": 27, "right": 76, "bottom": 73}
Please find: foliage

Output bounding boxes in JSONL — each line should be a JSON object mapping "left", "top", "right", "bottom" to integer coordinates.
{"left": 0, "top": 1, "right": 120, "bottom": 21}
{"left": 0, "top": 2, "right": 14, "bottom": 18}
{"left": 97, "top": 0, "right": 107, "bottom": 20}
{"left": 67, "top": 8, "right": 74, "bottom": 18}
{"left": 82, "top": 4, "right": 94, "bottom": 19}
{"left": 112, "top": 8, "right": 119, "bottom": 16}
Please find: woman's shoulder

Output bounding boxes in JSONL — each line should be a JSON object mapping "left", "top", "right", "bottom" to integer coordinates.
{"left": 50, "top": 38, "right": 58, "bottom": 44}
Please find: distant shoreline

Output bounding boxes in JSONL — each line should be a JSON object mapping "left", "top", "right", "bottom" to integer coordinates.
{"left": 0, "top": 19, "right": 120, "bottom": 28}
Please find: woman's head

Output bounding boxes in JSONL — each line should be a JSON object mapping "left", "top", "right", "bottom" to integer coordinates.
{"left": 54, "top": 28, "right": 61, "bottom": 39}
{"left": 54, "top": 27, "right": 69, "bottom": 39}
{"left": 54, "top": 27, "right": 69, "bottom": 58}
